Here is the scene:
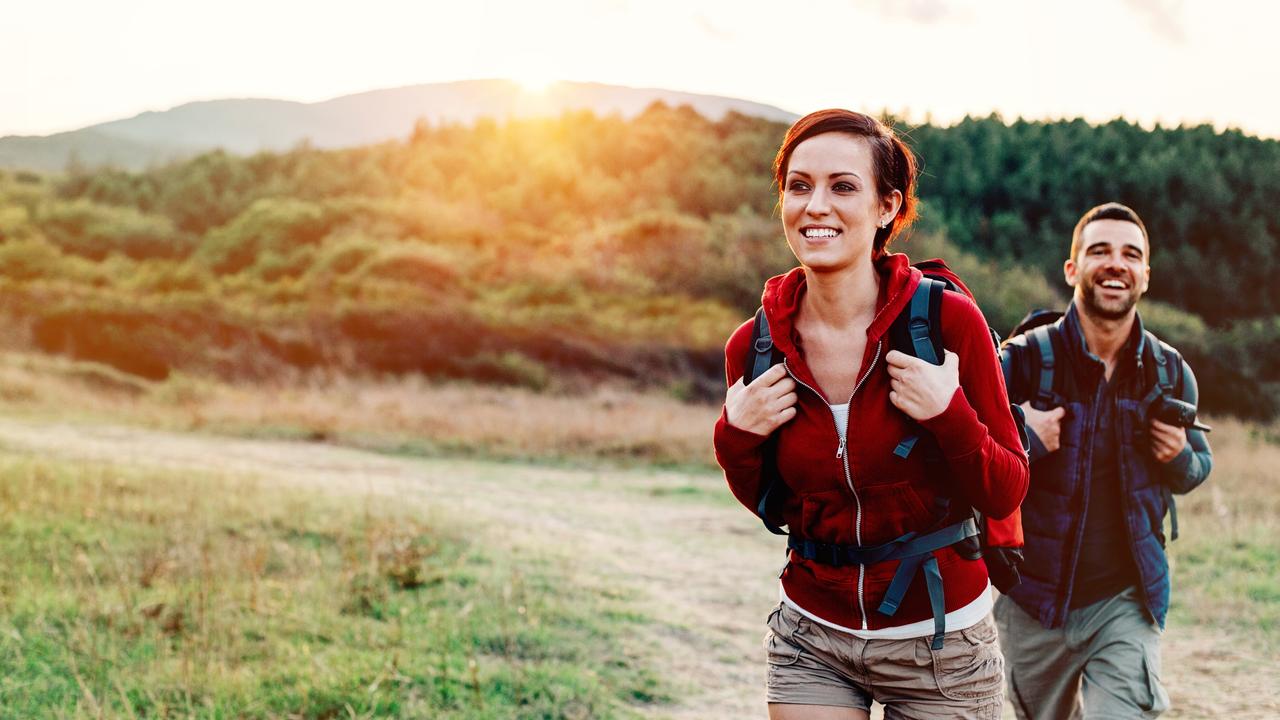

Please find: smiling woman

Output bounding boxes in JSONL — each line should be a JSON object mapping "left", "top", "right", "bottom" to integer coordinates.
{"left": 713, "top": 109, "right": 1029, "bottom": 719}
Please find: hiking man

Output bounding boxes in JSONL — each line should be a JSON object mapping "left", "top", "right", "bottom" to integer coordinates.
{"left": 995, "top": 202, "right": 1213, "bottom": 719}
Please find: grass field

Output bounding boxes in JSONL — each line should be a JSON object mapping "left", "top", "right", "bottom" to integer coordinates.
{"left": 0, "top": 351, "right": 1277, "bottom": 718}
{"left": 0, "top": 451, "right": 667, "bottom": 719}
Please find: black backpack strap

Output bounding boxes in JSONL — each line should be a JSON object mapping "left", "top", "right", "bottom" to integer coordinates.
{"left": 893, "top": 278, "right": 945, "bottom": 459}
{"left": 1141, "top": 330, "right": 1182, "bottom": 542}
{"left": 745, "top": 307, "right": 777, "bottom": 385}
{"left": 755, "top": 463, "right": 788, "bottom": 537}
{"left": 1144, "top": 330, "right": 1179, "bottom": 394}
{"left": 745, "top": 307, "right": 789, "bottom": 536}
{"left": 1026, "top": 325, "right": 1060, "bottom": 410}
{"left": 907, "top": 278, "right": 943, "bottom": 365}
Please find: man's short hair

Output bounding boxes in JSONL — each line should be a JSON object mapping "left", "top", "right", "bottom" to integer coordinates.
{"left": 1070, "top": 202, "right": 1150, "bottom": 261}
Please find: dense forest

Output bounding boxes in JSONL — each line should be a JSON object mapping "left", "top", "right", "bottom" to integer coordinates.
{"left": 0, "top": 104, "right": 1276, "bottom": 418}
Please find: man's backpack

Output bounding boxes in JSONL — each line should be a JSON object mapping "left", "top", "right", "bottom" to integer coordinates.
{"left": 743, "top": 258, "right": 1027, "bottom": 648}
{"left": 1005, "top": 309, "right": 1185, "bottom": 541}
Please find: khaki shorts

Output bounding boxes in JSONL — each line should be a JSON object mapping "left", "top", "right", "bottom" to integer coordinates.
{"left": 764, "top": 602, "right": 1004, "bottom": 718}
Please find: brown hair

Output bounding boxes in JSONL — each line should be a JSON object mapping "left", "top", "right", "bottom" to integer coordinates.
{"left": 1069, "top": 202, "right": 1150, "bottom": 261}
{"left": 773, "top": 109, "right": 919, "bottom": 257}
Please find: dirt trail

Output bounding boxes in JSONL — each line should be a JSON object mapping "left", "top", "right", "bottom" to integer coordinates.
{"left": 0, "top": 418, "right": 1274, "bottom": 719}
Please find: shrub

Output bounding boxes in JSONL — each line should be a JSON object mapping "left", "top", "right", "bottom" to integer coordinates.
{"left": 36, "top": 199, "right": 188, "bottom": 260}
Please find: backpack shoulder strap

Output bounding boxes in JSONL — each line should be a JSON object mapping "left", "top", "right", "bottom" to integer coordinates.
{"left": 744, "top": 306, "right": 780, "bottom": 385}
{"left": 1140, "top": 329, "right": 1184, "bottom": 542}
{"left": 743, "top": 307, "right": 788, "bottom": 536}
{"left": 1142, "top": 330, "right": 1180, "bottom": 394}
{"left": 891, "top": 278, "right": 945, "bottom": 460}
{"left": 1025, "top": 323, "right": 1062, "bottom": 410}
{"left": 906, "top": 277, "right": 945, "bottom": 365}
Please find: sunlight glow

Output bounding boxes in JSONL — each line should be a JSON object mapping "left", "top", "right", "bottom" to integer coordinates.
{"left": 511, "top": 54, "right": 561, "bottom": 94}
{"left": 515, "top": 71, "right": 557, "bottom": 94}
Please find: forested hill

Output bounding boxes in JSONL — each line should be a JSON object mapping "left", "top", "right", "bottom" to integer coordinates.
{"left": 908, "top": 118, "right": 1280, "bottom": 322}
{"left": 0, "top": 104, "right": 1276, "bottom": 418}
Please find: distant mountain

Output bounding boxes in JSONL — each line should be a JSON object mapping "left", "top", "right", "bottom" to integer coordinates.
{"left": 0, "top": 80, "right": 798, "bottom": 172}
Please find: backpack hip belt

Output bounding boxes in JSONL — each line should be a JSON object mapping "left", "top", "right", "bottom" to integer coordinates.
{"left": 787, "top": 517, "right": 978, "bottom": 650}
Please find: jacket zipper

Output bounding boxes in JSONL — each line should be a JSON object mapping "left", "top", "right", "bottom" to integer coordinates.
{"left": 784, "top": 339, "right": 883, "bottom": 630}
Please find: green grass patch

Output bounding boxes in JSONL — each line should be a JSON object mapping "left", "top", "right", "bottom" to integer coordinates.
{"left": 1170, "top": 524, "right": 1280, "bottom": 640}
{"left": 0, "top": 453, "right": 667, "bottom": 718}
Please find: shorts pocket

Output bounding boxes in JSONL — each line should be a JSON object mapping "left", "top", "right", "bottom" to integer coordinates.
{"left": 765, "top": 630, "right": 803, "bottom": 667}
{"left": 763, "top": 603, "right": 804, "bottom": 667}
{"left": 931, "top": 616, "right": 1004, "bottom": 702}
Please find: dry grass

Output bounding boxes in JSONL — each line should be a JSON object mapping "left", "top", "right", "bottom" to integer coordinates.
{"left": 0, "top": 350, "right": 721, "bottom": 468}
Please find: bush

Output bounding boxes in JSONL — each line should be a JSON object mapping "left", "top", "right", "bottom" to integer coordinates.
{"left": 195, "top": 198, "right": 328, "bottom": 275}
{"left": 0, "top": 237, "right": 101, "bottom": 283}
{"left": 36, "top": 199, "right": 188, "bottom": 260}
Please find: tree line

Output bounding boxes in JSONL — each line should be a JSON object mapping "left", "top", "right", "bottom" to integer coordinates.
{"left": 0, "top": 104, "right": 1275, "bottom": 418}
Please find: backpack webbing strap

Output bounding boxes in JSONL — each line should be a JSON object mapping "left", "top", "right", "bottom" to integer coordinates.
{"left": 1028, "top": 326, "right": 1057, "bottom": 409}
{"left": 1141, "top": 330, "right": 1182, "bottom": 542}
{"left": 881, "top": 551, "right": 949, "bottom": 649}
{"left": 788, "top": 517, "right": 978, "bottom": 649}
{"left": 924, "top": 556, "right": 947, "bottom": 650}
{"left": 755, "top": 465, "right": 788, "bottom": 537}
{"left": 746, "top": 307, "right": 789, "bottom": 536}
{"left": 1137, "top": 330, "right": 1178, "bottom": 419}
{"left": 1165, "top": 487, "right": 1180, "bottom": 542}
{"left": 748, "top": 307, "right": 775, "bottom": 386}
{"left": 893, "top": 436, "right": 920, "bottom": 460}
{"left": 908, "top": 279, "right": 942, "bottom": 365}
{"left": 894, "top": 279, "right": 943, "bottom": 459}
{"left": 1145, "top": 330, "right": 1178, "bottom": 393}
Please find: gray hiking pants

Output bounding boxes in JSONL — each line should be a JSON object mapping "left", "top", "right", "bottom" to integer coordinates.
{"left": 994, "top": 587, "right": 1170, "bottom": 719}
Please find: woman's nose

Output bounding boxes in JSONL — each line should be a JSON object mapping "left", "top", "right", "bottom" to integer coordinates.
{"left": 806, "top": 188, "right": 832, "bottom": 216}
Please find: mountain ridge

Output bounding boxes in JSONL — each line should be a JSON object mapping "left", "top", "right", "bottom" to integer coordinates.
{"left": 0, "top": 80, "right": 798, "bottom": 172}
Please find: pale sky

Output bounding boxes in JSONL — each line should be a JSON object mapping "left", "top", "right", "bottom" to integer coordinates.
{"left": 5, "top": 0, "right": 1279, "bottom": 138}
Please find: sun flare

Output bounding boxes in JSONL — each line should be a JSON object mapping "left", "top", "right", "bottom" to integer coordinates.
{"left": 512, "top": 61, "right": 558, "bottom": 94}
{"left": 515, "top": 74, "right": 556, "bottom": 93}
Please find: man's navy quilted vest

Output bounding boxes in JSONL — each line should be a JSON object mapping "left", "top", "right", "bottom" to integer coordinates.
{"left": 1006, "top": 307, "right": 1173, "bottom": 629}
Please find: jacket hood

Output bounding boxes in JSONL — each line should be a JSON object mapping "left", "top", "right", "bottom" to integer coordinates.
{"left": 760, "top": 253, "right": 923, "bottom": 360}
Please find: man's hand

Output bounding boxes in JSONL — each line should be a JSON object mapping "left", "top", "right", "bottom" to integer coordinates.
{"left": 1020, "top": 402, "right": 1066, "bottom": 453}
{"left": 885, "top": 349, "right": 960, "bottom": 422}
{"left": 725, "top": 364, "right": 798, "bottom": 436}
{"left": 1149, "top": 417, "right": 1188, "bottom": 463}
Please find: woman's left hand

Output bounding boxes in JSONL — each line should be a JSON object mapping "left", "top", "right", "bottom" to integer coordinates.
{"left": 885, "top": 349, "right": 960, "bottom": 421}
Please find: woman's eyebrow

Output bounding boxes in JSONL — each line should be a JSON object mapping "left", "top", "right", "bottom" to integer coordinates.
{"left": 786, "top": 171, "right": 861, "bottom": 180}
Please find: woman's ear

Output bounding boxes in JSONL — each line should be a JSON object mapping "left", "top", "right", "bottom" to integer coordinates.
{"left": 881, "top": 189, "right": 903, "bottom": 226}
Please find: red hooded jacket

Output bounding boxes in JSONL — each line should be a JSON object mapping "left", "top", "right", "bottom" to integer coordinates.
{"left": 714, "top": 254, "right": 1030, "bottom": 631}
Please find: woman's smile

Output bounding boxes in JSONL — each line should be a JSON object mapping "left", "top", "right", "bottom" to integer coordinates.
{"left": 800, "top": 225, "right": 842, "bottom": 243}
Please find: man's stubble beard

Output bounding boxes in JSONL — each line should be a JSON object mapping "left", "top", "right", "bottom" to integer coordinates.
{"left": 1079, "top": 280, "right": 1141, "bottom": 321}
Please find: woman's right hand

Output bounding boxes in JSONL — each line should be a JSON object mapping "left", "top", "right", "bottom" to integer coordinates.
{"left": 725, "top": 364, "right": 798, "bottom": 436}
